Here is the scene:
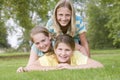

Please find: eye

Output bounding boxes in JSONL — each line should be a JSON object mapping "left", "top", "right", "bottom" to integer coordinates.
{"left": 58, "top": 48, "right": 62, "bottom": 50}
{"left": 41, "top": 39, "right": 45, "bottom": 42}
{"left": 35, "top": 42, "right": 39, "bottom": 45}
{"left": 65, "top": 49, "right": 71, "bottom": 51}
{"left": 66, "top": 14, "right": 70, "bottom": 17}
{"left": 58, "top": 14, "right": 63, "bottom": 16}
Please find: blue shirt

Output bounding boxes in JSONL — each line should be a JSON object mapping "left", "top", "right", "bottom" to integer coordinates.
{"left": 31, "top": 44, "right": 44, "bottom": 56}
{"left": 46, "top": 15, "right": 87, "bottom": 43}
{"left": 31, "top": 41, "right": 54, "bottom": 56}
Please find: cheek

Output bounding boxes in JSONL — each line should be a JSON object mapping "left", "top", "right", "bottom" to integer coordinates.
{"left": 45, "top": 39, "right": 50, "bottom": 44}
{"left": 56, "top": 16, "right": 60, "bottom": 21}
{"left": 55, "top": 49, "right": 60, "bottom": 56}
{"left": 67, "top": 17, "right": 71, "bottom": 21}
{"left": 35, "top": 44, "right": 40, "bottom": 49}
{"left": 68, "top": 51, "right": 73, "bottom": 56}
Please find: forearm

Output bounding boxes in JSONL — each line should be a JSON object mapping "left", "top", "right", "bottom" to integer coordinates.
{"left": 79, "top": 32, "right": 90, "bottom": 57}
{"left": 73, "top": 59, "right": 104, "bottom": 69}
{"left": 24, "top": 65, "right": 58, "bottom": 72}
{"left": 65, "top": 64, "right": 103, "bottom": 70}
{"left": 83, "top": 42, "right": 90, "bottom": 57}
{"left": 60, "top": 59, "right": 103, "bottom": 70}
{"left": 26, "top": 50, "right": 39, "bottom": 67}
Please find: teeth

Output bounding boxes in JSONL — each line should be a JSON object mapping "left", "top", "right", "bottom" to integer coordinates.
{"left": 60, "top": 56, "right": 67, "bottom": 59}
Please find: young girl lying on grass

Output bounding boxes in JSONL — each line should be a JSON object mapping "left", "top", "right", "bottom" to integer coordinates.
{"left": 17, "top": 32, "right": 103, "bottom": 72}
{"left": 17, "top": 26, "right": 54, "bottom": 72}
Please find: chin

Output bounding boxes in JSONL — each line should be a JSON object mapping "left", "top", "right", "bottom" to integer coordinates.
{"left": 61, "top": 24, "right": 67, "bottom": 27}
{"left": 59, "top": 60, "right": 68, "bottom": 63}
{"left": 42, "top": 49, "right": 48, "bottom": 53}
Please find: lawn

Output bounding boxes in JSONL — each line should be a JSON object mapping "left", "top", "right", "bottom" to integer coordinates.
{"left": 0, "top": 49, "right": 120, "bottom": 80}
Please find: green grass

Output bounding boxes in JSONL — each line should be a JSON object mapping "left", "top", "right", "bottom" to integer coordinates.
{"left": 0, "top": 49, "right": 120, "bottom": 80}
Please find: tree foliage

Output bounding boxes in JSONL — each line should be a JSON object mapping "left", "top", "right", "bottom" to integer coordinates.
{"left": 0, "top": 0, "right": 58, "bottom": 49}
{"left": 0, "top": 0, "right": 119, "bottom": 49}
{"left": 103, "top": 0, "right": 120, "bottom": 46}
{"left": 86, "top": 0, "right": 120, "bottom": 49}
{"left": 86, "top": 0, "right": 114, "bottom": 49}
{"left": 0, "top": 0, "right": 10, "bottom": 48}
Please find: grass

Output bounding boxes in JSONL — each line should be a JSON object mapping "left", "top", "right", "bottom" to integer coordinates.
{"left": 0, "top": 49, "right": 120, "bottom": 80}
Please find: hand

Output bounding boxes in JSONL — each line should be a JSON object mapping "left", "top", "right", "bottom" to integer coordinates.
{"left": 57, "top": 63, "right": 71, "bottom": 69}
{"left": 75, "top": 43, "right": 88, "bottom": 56}
{"left": 16, "top": 67, "right": 28, "bottom": 73}
{"left": 16, "top": 67, "right": 24, "bottom": 73}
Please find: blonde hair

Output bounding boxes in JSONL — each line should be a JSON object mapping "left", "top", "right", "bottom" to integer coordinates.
{"left": 54, "top": 34, "right": 75, "bottom": 51}
{"left": 52, "top": 0, "right": 76, "bottom": 37}
{"left": 30, "top": 26, "right": 50, "bottom": 42}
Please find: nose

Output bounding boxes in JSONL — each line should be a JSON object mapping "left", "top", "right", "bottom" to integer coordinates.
{"left": 62, "top": 15, "right": 66, "bottom": 20}
{"left": 38, "top": 43, "right": 44, "bottom": 48}
{"left": 61, "top": 50, "right": 66, "bottom": 55}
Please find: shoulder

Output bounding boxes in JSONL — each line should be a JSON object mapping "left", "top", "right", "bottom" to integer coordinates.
{"left": 39, "top": 54, "right": 57, "bottom": 66}
{"left": 46, "top": 18, "right": 53, "bottom": 26}
{"left": 45, "top": 18, "right": 55, "bottom": 32}
{"left": 73, "top": 50, "right": 85, "bottom": 57}
{"left": 31, "top": 44, "right": 44, "bottom": 56}
{"left": 71, "top": 50, "right": 88, "bottom": 65}
{"left": 75, "top": 15, "right": 83, "bottom": 22}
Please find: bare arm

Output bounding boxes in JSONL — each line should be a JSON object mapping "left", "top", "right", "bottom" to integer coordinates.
{"left": 17, "top": 60, "right": 58, "bottom": 72}
{"left": 17, "top": 49, "right": 39, "bottom": 72}
{"left": 24, "top": 60, "right": 58, "bottom": 72}
{"left": 79, "top": 32, "right": 90, "bottom": 57}
{"left": 74, "top": 58, "right": 103, "bottom": 69}
{"left": 57, "top": 58, "right": 103, "bottom": 70}
{"left": 75, "top": 43, "right": 88, "bottom": 56}
{"left": 26, "top": 49, "right": 39, "bottom": 67}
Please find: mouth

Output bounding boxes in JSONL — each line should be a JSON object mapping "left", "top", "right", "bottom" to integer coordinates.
{"left": 40, "top": 46, "right": 48, "bottom": 51}
{"left": 59, "top": 55, "right": 68, "bottom": 59}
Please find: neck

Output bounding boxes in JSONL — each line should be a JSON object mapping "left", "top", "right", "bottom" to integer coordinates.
{"left": 44, "top": 44, "right": 53, "bottom": 53}
{"left": 58, "top": 60, "right": 71, "bottom": 64}
{"left": 60, "top": 26, "right": 69, "bottom": 34}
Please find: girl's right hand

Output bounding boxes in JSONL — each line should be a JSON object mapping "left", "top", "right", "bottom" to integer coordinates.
{"left": 16, "top": 67, "right": 25, "bottom": 73}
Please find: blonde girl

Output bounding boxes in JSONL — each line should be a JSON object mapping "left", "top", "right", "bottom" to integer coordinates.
{"left": 46, "top": 0, "right": 90, "bottom": 57}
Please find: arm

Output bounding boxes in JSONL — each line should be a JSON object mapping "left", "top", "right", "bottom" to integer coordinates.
{"left": 16, "top": 48, "right": 39, "bottom": 72}
{"left": 26, "top": 60, "right": 58, "bottom": 71}
{"left": 57, "top": 58, "right": 103, "bottom": 70}
{"left": 17, "top": 60, "right": 58, "bottom": 72}
{"left": 73, "top": 58, "right": 103, "bottom": 69}
{"left": 26, "top": 49, "right": 39, "bottom": 67}
{"left": 79, "top": 32, "right": 90, "bottom": 57}
{"left": 75, "top": 43, "right": 88, "bottom": 56}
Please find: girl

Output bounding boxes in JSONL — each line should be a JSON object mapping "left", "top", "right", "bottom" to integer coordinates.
{"left": 17, "top": 26, "right": 54, "bottom": 72}
{"left": 19, "top": 34, "right": 103, "bottom": 72}
{"left": 45, "top": 0, "right": 90, "bottom": 57}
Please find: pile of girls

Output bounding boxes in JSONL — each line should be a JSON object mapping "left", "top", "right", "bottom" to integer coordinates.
{"left": 17, "top": 0, "right": 103, "bottom": 72}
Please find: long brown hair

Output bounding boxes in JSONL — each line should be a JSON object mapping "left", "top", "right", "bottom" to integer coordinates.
{"left": 54, "top": 34, "right": 75, "bottom": 51}
{"left": 30, "top": 26, "right": 50, "bottom": 42}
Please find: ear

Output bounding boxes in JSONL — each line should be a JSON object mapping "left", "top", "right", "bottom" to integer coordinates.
{"left": 53, "top": 47, "right": 57, "bottom": 54}
{"left": 48, "top": 34, "right": 52, "bottom": 40}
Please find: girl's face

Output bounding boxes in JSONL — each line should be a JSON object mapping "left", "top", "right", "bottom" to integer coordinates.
{"left": 56, "top": 7, "right": 71, "bottom": 27}
{"left": 54, "top": 42, "right": 73, "bottom": 63}
{"left": 33, "top": 33, "right": 51, "bottom": 52}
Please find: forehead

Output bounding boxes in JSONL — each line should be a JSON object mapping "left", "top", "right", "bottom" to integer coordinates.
{"left": 57, "top": 7, "right": 71, "bottom": 13}
{"left": 32, "top": 33, "right": 47, "bottom": 41}
{"left": 57, "top": 42, "right": 71, "bottom": 49}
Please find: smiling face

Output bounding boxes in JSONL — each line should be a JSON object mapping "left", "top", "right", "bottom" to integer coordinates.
{"left": 33, "top": 33, "right": 51, "bottom": 52}
{"left": 56, "top": 7, "right": 71, "bottom": 27}
{"left": 54, "top": 42, "right": 73, "bottom": 63}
